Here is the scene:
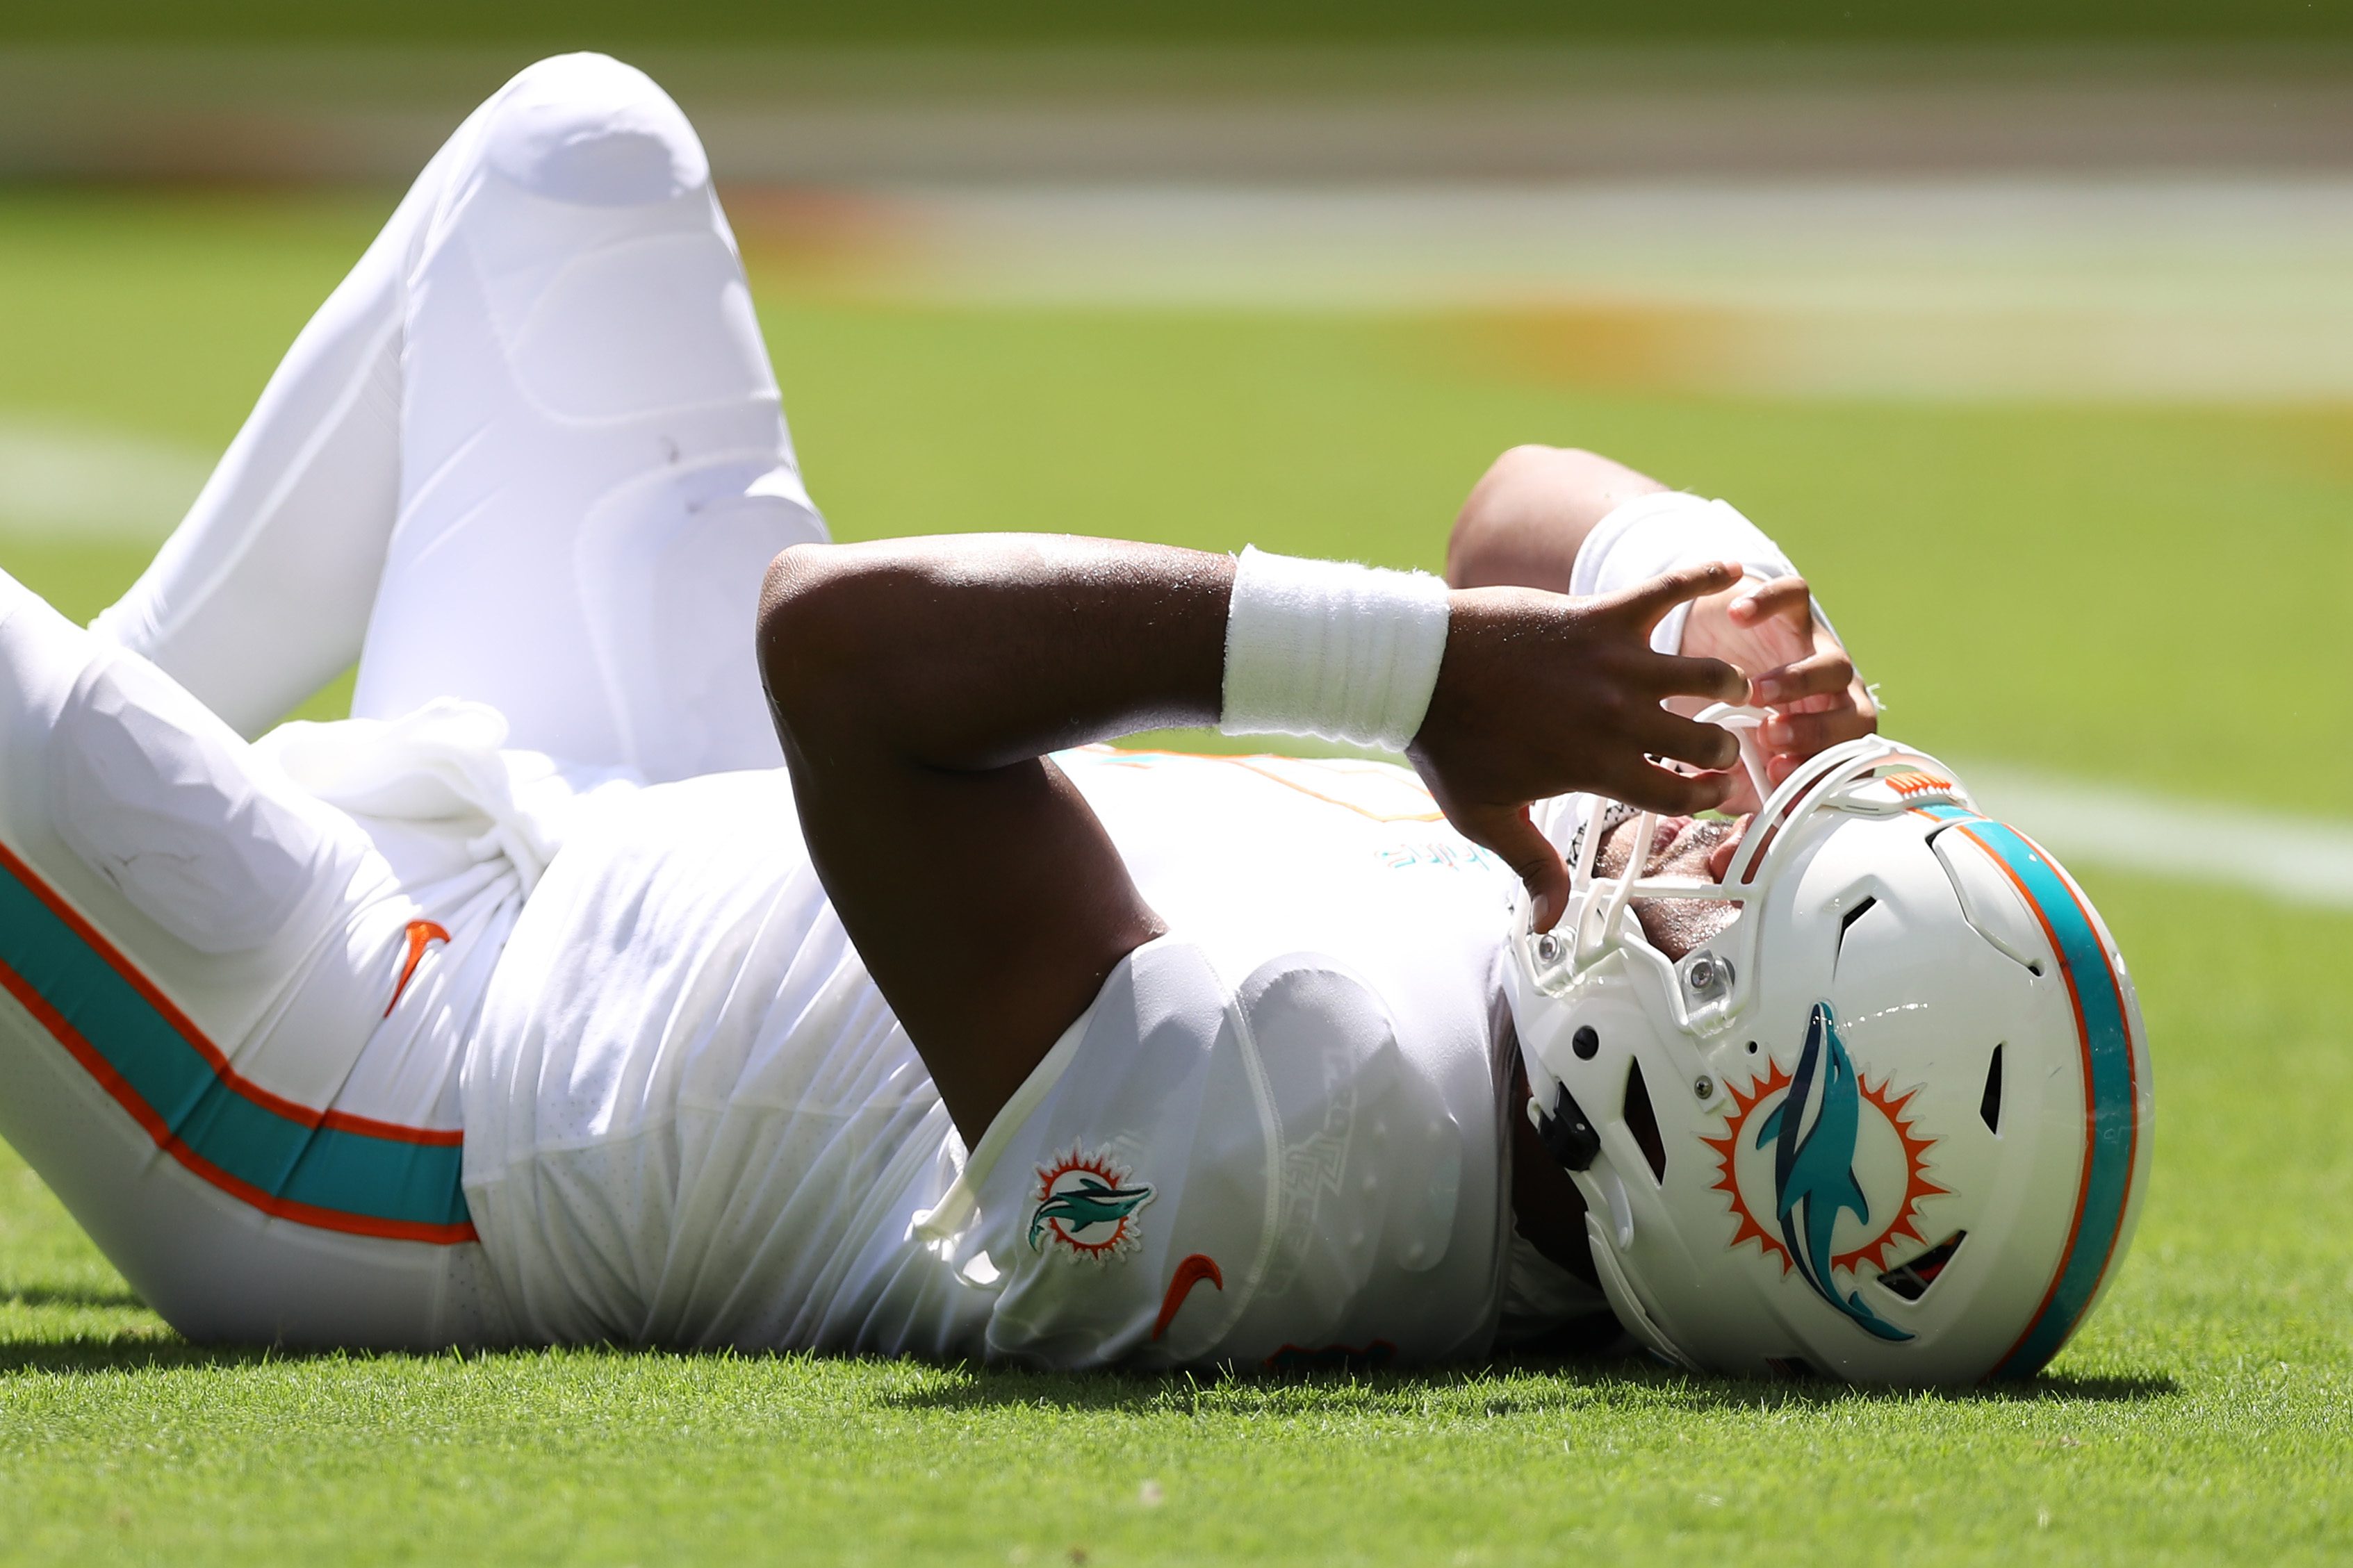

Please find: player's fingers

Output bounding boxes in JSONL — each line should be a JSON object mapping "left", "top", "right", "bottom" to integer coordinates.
{"left": 1459, "top": 803, "right": 1571, "bottom": 930}
{"left": 1624, "top": 704, "right": 1744, "bottom": 773}
{"left": 1605, "top": 561, "right": 1745, "bottom": 637}
{"left": 1753, "top": 647, "right": 1854, "bottom": 707}
{"left": 1639, "top": 650, "right": 1749, "bottom": 707}
{"left": 1595, "top": 757, "right": 1737, "bottom": 818}
{"left": 1727, "top": 574, "right": 1811, "bottom": 629}
{"left": 1778, "top": 689, "right": 1847, "bottom": 717}
{"left": 1760, "top": 705, "right": 1876, "bottom": 758}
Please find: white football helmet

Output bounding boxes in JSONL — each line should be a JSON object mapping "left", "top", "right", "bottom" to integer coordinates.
{"left": 1507, "top": 717, "right": 2153, "bottom": 1383}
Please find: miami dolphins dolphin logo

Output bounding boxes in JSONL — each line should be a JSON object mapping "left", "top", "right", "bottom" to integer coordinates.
{"left": 1753, "top": 1003, "right": 1915, "bottom": 1341}
{"left": 1028, "top": 1147, "right": 1156, "bottom": 1261}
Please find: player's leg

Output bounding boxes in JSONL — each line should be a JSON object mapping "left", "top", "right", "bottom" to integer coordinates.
{"left": 0, "top": 567, "right": 502, "bottom": 1348}
{"left": 352, "top": 52, "right": 827, "bottom": 782}
{"left": 84, "top": 101, "right": 488, "bottom": 741}
{"left": 95, "top": 53, "right": 823, "bottom": 782}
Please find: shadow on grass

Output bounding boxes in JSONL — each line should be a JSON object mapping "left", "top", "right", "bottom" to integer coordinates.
{"left": 0, "top": 1309, "right": 2179, "bottom": 1404}
{"left": 0, "top": 1335, "right": 311, "bottom": 1376}
{"left": 0, "top": 1284, "right": 348, "bottom": 1376}
{"left": 876, "top": 1353, "right": 2179, "bottom": 1417}
{"left": 3, "top": 1282, "right": 149, "bottom": 1312}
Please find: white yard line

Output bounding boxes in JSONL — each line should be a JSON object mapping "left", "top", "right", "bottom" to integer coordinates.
{"left": 752, "top": 177, "right": 2353, "bottom": 401}
{"left": 1237, "top": 741, "right": 2353, "bottom": 909}
{"left": 1956, "top": 761, "right": 2353, "bottom": 910}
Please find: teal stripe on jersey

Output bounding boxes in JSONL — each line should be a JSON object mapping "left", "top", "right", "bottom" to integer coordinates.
{"left": 0, "top": 850, "right": 470, "bottom": 1235}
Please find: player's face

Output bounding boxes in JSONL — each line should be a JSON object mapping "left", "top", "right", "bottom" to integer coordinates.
{"left": 1591, "top": 812, "right": 1753, "bottom": 961}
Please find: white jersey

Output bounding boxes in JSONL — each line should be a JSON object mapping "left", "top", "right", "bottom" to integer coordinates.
{"left": 459, "top": 746, "right": 1537, "bottom": 1367}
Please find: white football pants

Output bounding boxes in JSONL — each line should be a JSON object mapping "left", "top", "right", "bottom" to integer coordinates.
{"left": 0, "top": 53, "right": 824, "bottom": 1347}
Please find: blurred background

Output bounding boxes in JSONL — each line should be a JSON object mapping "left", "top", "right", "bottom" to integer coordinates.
{"left": 1, "top": 1, "right": 2350, "bottom": 896}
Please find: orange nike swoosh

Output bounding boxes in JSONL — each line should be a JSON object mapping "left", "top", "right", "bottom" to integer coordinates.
{"left": 384, "top": 920, "right": 452, "bottom": 1018}
{"left": 1151, "top": 1253, "right": 1224, "bottom": 1342}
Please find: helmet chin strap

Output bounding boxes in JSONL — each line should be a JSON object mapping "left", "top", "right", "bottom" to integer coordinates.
{"left": 1567, "top": 704, "right": 1774, "bottom": 966}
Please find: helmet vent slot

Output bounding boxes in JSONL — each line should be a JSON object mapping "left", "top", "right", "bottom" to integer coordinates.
{"left": 1623, "top": 1060, "right": 1668, "bottom": 1185}
{"left": 1980, "top": 1044, "right": 2005, "bottom": 1134}
{"left": 1833, "top": 895, "right": 1878, "bottom": 972}
{"left": 1877, "top": 1230, "right": 1968, "bottom": 1301}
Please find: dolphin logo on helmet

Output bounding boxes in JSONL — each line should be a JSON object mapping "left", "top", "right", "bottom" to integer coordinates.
{"left": 1505, "top": 718, "right": 2154, "bottom": 1383}
{"left": 1757, "top": 1003, "right": 1912, "bottom": 1342}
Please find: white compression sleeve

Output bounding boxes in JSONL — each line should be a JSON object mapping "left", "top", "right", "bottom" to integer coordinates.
{"left": 1218, "top": 546, "right": 1452, "bottom": 750}
{"left": 1568, "top": 493, "right": 1810, "bottom": 656}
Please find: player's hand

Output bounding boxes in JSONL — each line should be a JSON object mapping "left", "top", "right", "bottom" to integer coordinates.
{"left": 1680, "top": 573, "right": 1876, "bottom": 808}
{"left": 1409, "top": 561, "right": 1750, "bottom": 930}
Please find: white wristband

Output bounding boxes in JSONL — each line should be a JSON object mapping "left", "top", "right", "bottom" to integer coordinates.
{"left": 1218, "top": 546, "right": 1452, "bottom": 750}
{"left": 1570, "top": 493, "right": 1805, "bottom": 656}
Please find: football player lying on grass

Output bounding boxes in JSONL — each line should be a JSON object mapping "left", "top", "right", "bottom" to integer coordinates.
{"left": 0, "top": 54, "right": 2148, "bottom": 1382}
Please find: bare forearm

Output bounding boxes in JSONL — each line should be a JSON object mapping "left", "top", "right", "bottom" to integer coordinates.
{"left": 757, "top": 535, "right": 1230, "bottom": 1139}
{"left": 759, "top": 534, "right": 1231, "bottom": 770}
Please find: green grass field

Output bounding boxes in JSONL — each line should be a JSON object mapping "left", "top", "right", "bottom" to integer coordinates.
{"left": 1, "top": 190, "right": 2350, "bottom": 1565}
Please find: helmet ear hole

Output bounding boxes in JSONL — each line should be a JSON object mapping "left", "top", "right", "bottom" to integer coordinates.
{"left": 1623, "top": 1060, "right": 1668, "bottom": 1185}
{"left": 1878, "top": 1230, "right": 1968, "bottom": 1301}
{"left": 1980, "top": 1043, "right": 2005, "bottom": 1134}
{"left": 1833, "top": 894, "right": 1879, "bottom": 972}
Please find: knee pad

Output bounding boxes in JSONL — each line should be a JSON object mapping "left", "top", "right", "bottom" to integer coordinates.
{"left": 485, "top": 53, "right": 709, "bottom": 207}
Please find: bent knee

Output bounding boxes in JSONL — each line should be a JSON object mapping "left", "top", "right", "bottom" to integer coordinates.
{"left": 484, "top": 52, "right": 710, "bottom": 206}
